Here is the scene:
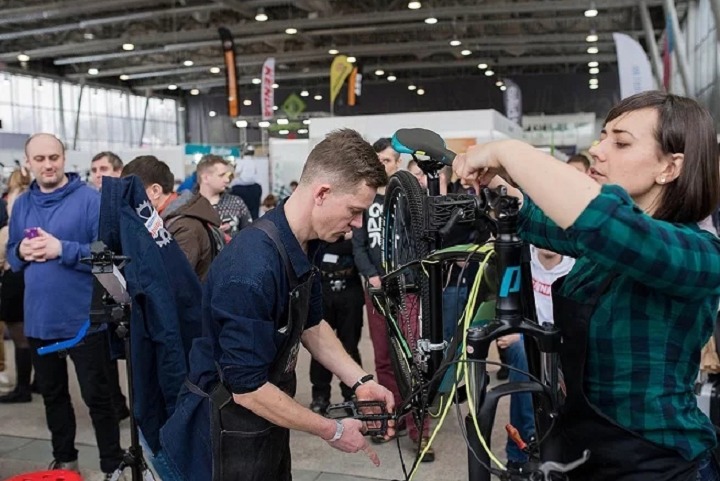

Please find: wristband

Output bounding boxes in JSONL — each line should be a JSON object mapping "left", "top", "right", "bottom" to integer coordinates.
{"left": 329, "top": 419, "right": 344, "bottom": 442}
{"left": 351, "top": 374, "right": 374, "bottom": 392}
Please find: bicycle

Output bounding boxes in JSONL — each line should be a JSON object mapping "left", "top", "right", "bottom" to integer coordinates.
{"left": 368, "top": 128, "right": 589, "bottom": 481}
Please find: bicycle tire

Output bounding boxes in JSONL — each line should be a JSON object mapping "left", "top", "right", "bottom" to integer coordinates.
{"left": 382, "top": 170, "right": 432, "bottom": 401}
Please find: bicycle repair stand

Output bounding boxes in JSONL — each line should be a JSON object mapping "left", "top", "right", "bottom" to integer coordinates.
{"left": 39, "top": 241, "right": 154, "bottom": 481}
{"left": 463, "top": 195, "right": 563, "bottom": 481}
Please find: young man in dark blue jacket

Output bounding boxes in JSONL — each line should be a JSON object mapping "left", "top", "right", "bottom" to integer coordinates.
{"left": 7, "top": 133, "right": 124, "bottom": 478}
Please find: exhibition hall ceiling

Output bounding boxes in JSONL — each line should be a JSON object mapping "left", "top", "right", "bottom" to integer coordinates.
{"left": 0, "top": 0, "right": 677, "bottom": 95}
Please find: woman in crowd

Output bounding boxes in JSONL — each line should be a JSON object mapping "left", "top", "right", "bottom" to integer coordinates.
{"left": 454, "top": 91, "right": 720, "bottom": 481}
{"left": 0, "top": 168, "right": 33, "bottom": 403}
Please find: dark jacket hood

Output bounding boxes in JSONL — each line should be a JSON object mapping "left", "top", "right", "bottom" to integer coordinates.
{"left": 164, "top": 193, "right": 221, "bottom": 227}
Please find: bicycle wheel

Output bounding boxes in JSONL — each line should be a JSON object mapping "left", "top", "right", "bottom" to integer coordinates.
{"left": 382, "top": 170, "right": 432, "bottom": 402}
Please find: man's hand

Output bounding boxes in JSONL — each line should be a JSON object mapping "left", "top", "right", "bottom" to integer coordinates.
{"left": 497, "top": 333, "right": 521, "bottom": 350}
{"left": 326, "top": 418, "right": 380, "bottom": 466}
{"left": 33, "top": 228, "right": 62, "bottom": 261}
{"left": 18, "top": 237, "right": 40, "bottom": 262}
{"left": 368, "top": 276, "right": 382, "bottom": 289}
{"left": 355, "top": 380, "right": 396, "bottom": 440}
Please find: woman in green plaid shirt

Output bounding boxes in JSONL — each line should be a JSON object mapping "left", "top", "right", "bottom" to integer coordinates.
{"left": 455, "top": 91, "right": 720, "bottom": 481}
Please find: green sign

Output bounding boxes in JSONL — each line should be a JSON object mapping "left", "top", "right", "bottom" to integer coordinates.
{"left": 282, "top": 93, "right": 306, "bottom": 119}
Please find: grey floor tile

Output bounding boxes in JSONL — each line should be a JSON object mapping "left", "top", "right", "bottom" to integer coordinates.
{"left": 0, "top": 436, "right": 35, "bottom": 456}
{"left": 292, "top": 469, "right": 323, "bottom": 481}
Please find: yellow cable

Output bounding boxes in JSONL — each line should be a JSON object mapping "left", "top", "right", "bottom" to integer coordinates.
{"left": 407, "top": 247, "right": 506, "bottom": 480}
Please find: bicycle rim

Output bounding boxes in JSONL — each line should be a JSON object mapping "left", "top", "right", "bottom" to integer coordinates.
{"left": 382, "top": 171, "right": 431, "bottom": 401}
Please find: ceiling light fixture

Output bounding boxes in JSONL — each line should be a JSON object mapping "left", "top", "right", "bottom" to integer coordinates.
{"left": 485, "top": 69, "right": 495, "bottom": 76}
{"left": 259, "top": 121, "right": 270, "bottom": 128}
{"left": 236, "top": 120, "right": 248, "bottom": 128}
{"left": 589, "top": 78, "right": 599, "bottom": 85}
{"left": 279, "top": 130, "right": 290, "bottom": 135}
{"left": 424, "top": 17, "right": 438, "bottom": 24}
{"left": 584, "top": 2, "right": 598, "bottom": 17}
{"left": 272, "top": 83, "right": 279, "bottom": 88}
{"left": 83, "top": 32, "right": 95, "bottom": 40}
{"left": 168, "top": 84, "right": 178, "bottom": 90}
{"left": 300, "top": 90, "right": 309, "bottom": 97}
{"left": 478, "top": 63, "right": 488, "bottom": 69}
{"left": 210, "top": 67, "right": 221, "bottom": 74}
{"left": 285, "top": 27, "right": 298, "bottom": 34}
{"left": 375, "top": 69, "right": 385, "bottom": 76}
{"left": 183, "top": 60, "right": 194, "bottom": 66}
{"left": 587, "top": 46, "right": 599, "bottom": 54}
{"left": 298, "top": 128, "right": 309, "bottom": 134}
{"left": 273, "top": 105, "right": 278, "bottom": 110}
{"left": 17, "top": 53, "right": 30, "bottom": 62}
{"left": 588, "top": 61, "right": 599, "bottom": 67}
{"left": 122, "top": 43, "right": 135, "bottom": 51}
{"left": 589, "top": 67, "right": 600, "bottom": 74}
{"left": 408, "top": 1, "right": 421, "bottom": 9}
{"left": 255, "top": 8, "right": 268, "bottom": 21}
{"left": 450, "top": 39, "right": 462, "bottom": 47}
{"left": 461, "top": 49, "right": 472, "bottom": 56}
{"left": 190, "top": 88, "right": 200, "bottom": 95}
{"left": 314, "top": 94, "right": 323, "bottom": 100}
{"left": 495, "top": 80, "right": 504, "bottom": 87}
{"left": 408, "top": 84, "right": 417, "bottom": 91}
{"left": 387, "top": 75, "right": 397, "bottom": 82}
{"left": 347, "top": 56, "right": 357, "bottom": 63}
{"left": 500, "top": 85, "right": 507, "bottom": 91}
{"left": 303, "top": 119, "right": 311, "bottom": 125}
{"left": 586, "top": 31, "right": 598, "bottom": 43}
{"left": 251, "top": 78, "right": 261, "bottom": 85}
{"left": 243, "top": 99, "right": 252, "bottom": 106}
{"left": 417, "top": 88, "right": 425, "bottom": 95}
{"left": 88, "top": 68, "right": 99, "bottom": 75}
{"left": 328, "top": 48, "right": 339, "bottom": 55}
{"left": 209, "top": 110, "right": 217, "bottom": 117}
{"left": 119, "top": 74, "right": 129, "bottom": 81}
{"left": 590, "top": 84, "right": 599, "bottom": 89}
{"left": 277, "top": 118, "right": 289, "bottom": 125}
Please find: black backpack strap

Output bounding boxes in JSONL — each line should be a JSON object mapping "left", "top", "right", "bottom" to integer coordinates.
{"left": 251, "top": 218, "right": 298, "bottom": 287}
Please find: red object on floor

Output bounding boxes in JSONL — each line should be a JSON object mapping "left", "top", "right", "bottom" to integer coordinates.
{"left": 4, "top": 470, "right": 83, "bottom": 481}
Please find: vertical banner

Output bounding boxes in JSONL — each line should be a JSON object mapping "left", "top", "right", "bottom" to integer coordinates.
{"left": 261, "top": 57, "right": 275, "bottom": 121}
{"left": 613, "top": 32, "right": 655, "bottom": 99}
{"left": 218, "top": 27, "right": 239, "bottom": 117}
{"left": 662, "top": 18, "right": 674, "bottom": 91}
{"left": 502, "top": 78, "right": 522, "bottom": 125}
{"left": 330, "top": 55, "right": 353, "bottom": 108}
{"left": 347, "top": 66, "right": 362, "bottom": 106}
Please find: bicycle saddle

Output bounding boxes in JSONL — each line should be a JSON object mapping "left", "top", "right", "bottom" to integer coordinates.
{"left": 392, "top": 128, "right": 456, "bottom": 166}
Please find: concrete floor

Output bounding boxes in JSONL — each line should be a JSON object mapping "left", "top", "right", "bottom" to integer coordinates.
{"left": 0, "top": 321, "right": 510, "bottom": 481}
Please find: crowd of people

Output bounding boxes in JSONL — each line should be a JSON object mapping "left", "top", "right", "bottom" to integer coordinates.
{"left": 1, "top": 90, "right": 720, "bottom": 481}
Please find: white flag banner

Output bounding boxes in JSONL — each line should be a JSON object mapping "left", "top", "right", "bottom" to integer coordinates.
{"left": 261, "top": 57, "right": 275, "bottom": 120}
{"left": 613, "top": 33, "right": 655, "bottom": 99}
{"left": 503, "top": 78, "right": 522, "bottom": 125}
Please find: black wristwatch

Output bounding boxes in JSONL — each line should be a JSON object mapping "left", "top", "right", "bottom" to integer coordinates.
{"left": 351, "top": 374, "right": 374, "bottom": 392}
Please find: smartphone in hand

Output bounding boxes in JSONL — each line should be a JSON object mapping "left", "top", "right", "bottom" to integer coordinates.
{"left": 24, "top": 227, "right": 39, "bottom": 239}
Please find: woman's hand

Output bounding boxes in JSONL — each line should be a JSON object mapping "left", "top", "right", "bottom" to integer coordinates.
{"left": 453, "top": 140, "right": 520, "bottom": 188}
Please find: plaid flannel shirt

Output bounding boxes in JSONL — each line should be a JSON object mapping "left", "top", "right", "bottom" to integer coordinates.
{"left": 519, "top": 184, "right": 720, "bottom": 460}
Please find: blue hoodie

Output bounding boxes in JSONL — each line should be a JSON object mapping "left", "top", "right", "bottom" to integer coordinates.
{"left": 7, "top": 173, "right": 100, "bottom": 340}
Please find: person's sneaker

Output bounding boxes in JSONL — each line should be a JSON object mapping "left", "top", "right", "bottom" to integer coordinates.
{"left": 48, "top": 459, "right": 79, "bottom": 472}
{"left": 415, "top": 436, "right": 436, "bottom": 463}
{"left": 0, "top": 388, "right": 31, "bottom": 403}
{"left": 0, "top": 372, "right": 12, "bottom": 391}
{"left": 496, "top": 366, "right": 509, "bottom": 380}
{"left": 104, "top": 471, "right": 127, "bottom": 481}
{"left": 309, "top": 397, "right": 330, "bottom": 415}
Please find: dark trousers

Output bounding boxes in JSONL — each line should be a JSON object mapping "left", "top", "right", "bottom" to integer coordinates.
{"left": 310, "top": 281, "right": 364, "bottom": 401}
{"left": 29, "top": 331, "right": 124, "bottom": 473}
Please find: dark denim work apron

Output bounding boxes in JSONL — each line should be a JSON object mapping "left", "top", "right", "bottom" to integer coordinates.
{"left": 548, "top": 275, "right": 698, "bottom": 481}
{"left": 185, "top": 218, "right": 315, "bottom": 481}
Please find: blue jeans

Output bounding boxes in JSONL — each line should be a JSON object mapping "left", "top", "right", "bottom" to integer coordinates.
{"left": 442, "top": 285, "right": 469, "bottom": 343}
{"left": 697, "top": 451, "right": 720, "bottom": 481}
{"left": 503, "top": 338, "right": 535, "bottom": 463}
